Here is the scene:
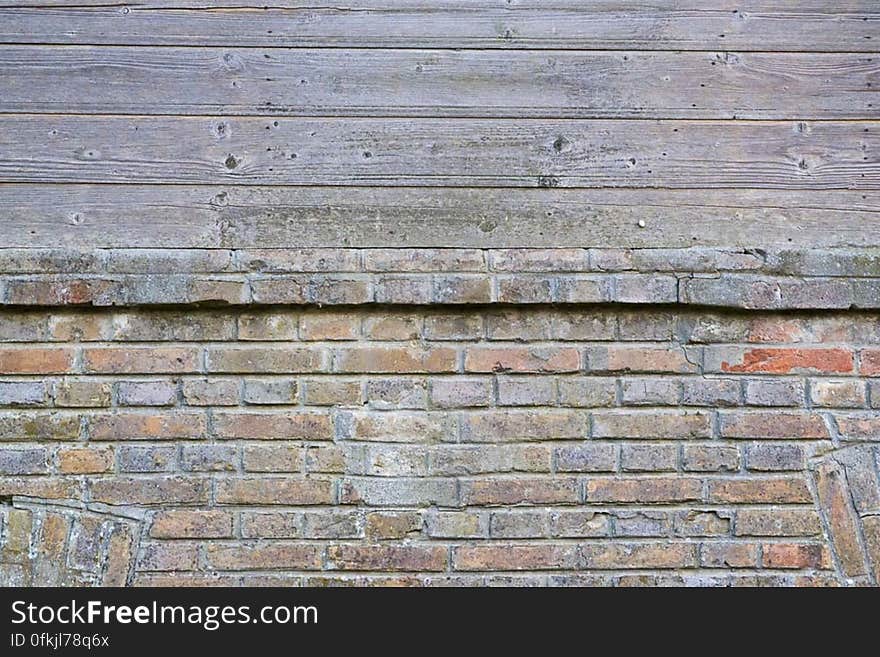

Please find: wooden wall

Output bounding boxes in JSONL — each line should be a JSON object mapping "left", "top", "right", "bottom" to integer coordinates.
{"left": 1, "top": 1, "right": 878, "bottom": 248}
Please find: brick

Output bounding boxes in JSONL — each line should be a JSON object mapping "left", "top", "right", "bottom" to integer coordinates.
{"left": 89, "top": 476, "right": 209, "bottom": 505}
{"left": 151, "top": 510, "right": 233, "bottom": 539}
{"left": 587, "top": 345, "right": 697, "bottom": 374}
{"left": 90, "top": 411, "right": 206, "bottom": 440}
{"left": 0, "top": 348, "right": 73, "bottom": 374}
{"left": 120, "top": 544, "right": 187, "bottom": 581}
{"left": 0, "top": 448, "right": 48, "bottom": 475}
{"left": 707, "top": 477, "right": 812, "bottom": 504}
{"left": 241, "top": 248, "right": 359, "bottom": 273}
{"left": 340, "top": 477, "right": 457, "bottom": 507}
{"left": 374, "top": 276, "right": 432, "bottom": 304}
{"left": 117, "top": 445, "right": 176, "bottom": 472}
{"left": 620, "top": 444, "right": 678, "bottom": 472}
{"left": 366, "top": 378, "right": 427, "bottom": 410}
{"left": 0, "top": 381, "right": 47, "bottom": 407}
{"left": 555, "top": 277, "right": 609, "bottom": 303}
{"left": 735, "top": 509, "right": 822, "bottom": 537}
{"left": 620, "top": 378, "right": 680, "bottom": 406}
{"left": 707, "top": 347, "right": 854, "bottom": 374}
{"left": 490, "top": 249, "right": 586, "bottom": 272}
{"left": 746, "top": 444, "right": 805, "bottom": 471}
{"left": 682, "top": 445, "right": 740, "bottom": 472}
{"left": 241, "top": 512, "right": 303, "bottom": 539}
{"left": 83, "top": 347, "right": 199, "bottom": 374}
{"left": 213, "top": 411, "right": 331, "bottom": 440}
{"left": 550, "top": 511, "right": 610, "bottom": 538}
{"left": 53, "top": 379, "right": 112, "bottom": 408}
{"left": 861, "top": 349, "right": 880, "bottom": 375}
{"left": 206, "top": 347, "right": 325, "bottom": 373}
{"left": 344, "top": 411, "right": 453, "bottom": 443}
{"left": 613, "top": 274, "right": 677, "bottom": 304}
{"left": 360, "top": 444, "right": 427, "bottom": 477}
{"left": 496, "top": 276, "right": 553, "bottom": 303}
{"left": 490, "top": 511, "right": 549, "bottom": 538}
{"left": 243, "top": 444, "right": 305, "bottom": 472}
{"left": 744, "top": 380, "right": 804, "bottom": 407}
{"left": 674, "top": 510, "right": 731, "bottom": 537}
{"left": 497, "top": 376, "right": 556, "bottom": 406}
{"left": 834, "top": 413, "right": 880, "bottom": 440}
{"left": 812, "top": 461, "right": 868, "bottom": 577}
{"left": 557, "top": 312, "right": 623, "bottom": 344}
{"left": 365, "top": 512, "right": 422, "bottom": 540}
{"left": 614, "top": 511, "right": 671, "bottom": 537}
{"left": 617, "top": 312, "right": 675, "bottom": 341}
{"left": 681, "top": 379, "right": 740, "bottom": 406}
{"left": 206, "top": 543, "right": 323, "bottom": 571}
{"left": 434, "top": 275, "right": 492, "bottom": 303}
{"left": 181, "top": 378, "right": 239, "bottom": 406}
{"left": 112, "top": 311, "right": 234, "bottom": 341}
{"left": 363, "top": 313, "right": 421, "bottom": 340}
{"left": 719, "top": 412, "right": 827, "bottom": 439}
{"left": 592, "top": 411, "right": 711, "bottom": 439}
{"left": 181, "top": 444, "right": 237, "bottom": 472}
{"left": 581, "top": 543, "right": 697, "bottom": 569}
{"left": 461, "top": 410, "right": 587, "bottom": 442}
{"left": 555, "top": 444, "right": 618, "bottom": 472}
{"left": 762, "top": 543, "right": 828, "bottom": 569}
{"left": 465, "top": 347, "right": 579, "bottom": 373}
{"left": 0, "top": 411, "right": 81, "bottom": 441}
{"left": 0, "top": 312, "right": 48, "bottom": 341}
{"left": 216, "top": 477, "right": 334, "bottom": 505}
{"left": 424, "top": 313, "right": 483, "bottom": 341}
{"left": 248, "top": 276, "right": 309, "bottom": 304}
{"left": 425, "top": 511, "right": 486, "bottom": 539}
{"left": 299, "top": 312, "right": 359, "bottom": 340}
{"left": 303, "top": 379, "right": 362, "bottom": 407}
{"left": 557, "top": 377, "right": 616, "bottom": 407}
{"left": 335, "top": 346, "right": 456, "bottom": 373}
{"left": 328, "top": 545, "right": 447, "bottom": 572}
{"left": 303, "top": 510, "right": 362, "bottom": 539}
{"left": 586, "top": 478, "right": 702, "bottom": 503}
{"left": 237, "top": 312, "right": 298, "bottom": 340}
{"left": 454, "top": 545, "right": 578, "bottom": 571}
{"left": 459, "top": 478, "right": 580, "bottom": 505}
{"left": 700, "top": 543, "right": 759, "bottom": 568}
{"left": 117, "top": 380, "right": 178, "bottom": 407}
{"left": 57, "top": 446, "right": 114, "bottom": 474}
{"left": 243, "top": 378, "right": 298, "bottom": 405}
{"left": 810, "top": 379, "right": 867, "bottom": 407}
{"left": 430, "top": 377, "right": 492, "bottom": 408}
{"left": 366, "top": 248, "right": 483, "bottom": 272}
{"left": 310, "top": 276, "right": 371, "bottom": 305}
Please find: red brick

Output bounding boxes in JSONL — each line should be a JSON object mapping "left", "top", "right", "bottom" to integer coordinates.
{"left": 454, "top": 545, "right": 578, "bottom": 571}
{"left": 860, "top": 349, "right": 880, "bottom": 376}
{"left": 707, "top": 477, "right": 812, "bottom": 504}
{"left": 0, "top": 348, "right": 73, "bottom": 374}
{"left": 762, "top": 543, "right": 830, "bottom": 569}
{"left": 335, "top": 347, "right": 457, "bottom": 373}
{"left": 586, "top": 478, "right": 703, "bottom": 504}
{"left": 89, "top": 412, "right": 206, "bottom": 440}
{"left": 150, "top": 510, "right": 234, "bottom": 539}
{"left": 721, "top": 348, "right": 853, "bottom": 374}
{"left": 83, "top": 347, "right": 199, "bottom": 374}
{"left": 720, "top": 412, "right": 828, "bottom": 439}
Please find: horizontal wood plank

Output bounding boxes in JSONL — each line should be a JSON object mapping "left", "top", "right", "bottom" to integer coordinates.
{"left": 1, "top": 1, "right": 878, "bottom": 51}
{"left": 2, "top": 184, "right": 878, "bottom": 248}
{"left": 1, "top": 47, "right": 877, "bottom": 119}
{"left": 1, "top": 116, "right": 877, "bottom": 189}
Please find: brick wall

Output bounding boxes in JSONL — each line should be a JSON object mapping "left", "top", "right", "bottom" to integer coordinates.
{"left": 1, "top": 252, "right": 879, "bottom": 586}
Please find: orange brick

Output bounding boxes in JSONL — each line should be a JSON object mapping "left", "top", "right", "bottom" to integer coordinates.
{"left": 0, "top": 348, "right": 73, "bottom": 374}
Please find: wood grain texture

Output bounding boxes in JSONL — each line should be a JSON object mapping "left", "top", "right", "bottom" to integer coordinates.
{"left": 2, "top": 1, "right": 878, "bottom": 51}
{"left": 2, "top": 184, "right": 878, "bottom": 248}
{"left": 1, "top": 47, "right": 877, "bottom": 119}
{"left": 2, "top": 116, "right": 877, "bottom": 189}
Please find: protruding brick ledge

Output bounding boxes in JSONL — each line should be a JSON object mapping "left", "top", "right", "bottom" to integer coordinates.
{"left": 0, "top": 248, "right": 878, "bottom": 309}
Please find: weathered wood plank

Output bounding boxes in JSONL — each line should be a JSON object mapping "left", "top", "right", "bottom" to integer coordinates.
{"left": 2, "top": 116, "right": 877, "bottom": 189}
{"left": 1, "top": 47, "right": 876, "bottom": 119}
{"left": 2, "top": 184, "right": 878, "bottom": 248}
{"left": 1, "top": 1, "right": 878, "bottom": 51}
